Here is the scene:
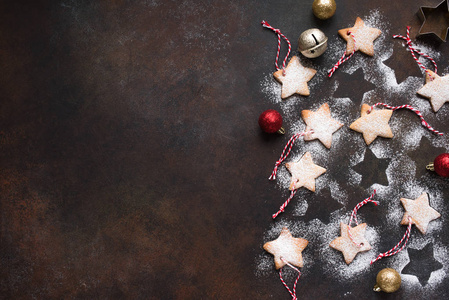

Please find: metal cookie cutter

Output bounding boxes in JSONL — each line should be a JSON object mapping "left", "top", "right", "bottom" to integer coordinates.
{"left": 418, "top": 0, "right": 449, "bottom": 42}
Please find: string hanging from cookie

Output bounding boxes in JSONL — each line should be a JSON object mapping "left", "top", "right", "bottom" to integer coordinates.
{"left": 348, "top": 190, "right": 379, "bottom": 247}
{"left": 279, "top": 258, "right": 301, "bottom": 300}
{"left": 328, "top": 31, "right": 356, "bottom": 77}
{"left": 393, "top": 27, "right": 449, "bottom": 112}
{"left": 371, "top": 192, "right": 441, "bottom": 264}
{"left": 272, "top": 189, "right": 298, "bottom": 219}
{"left": 367, "top": 103, "right": 443, "bottom": 136}
{"left": 329, "top": 191, "right": 376, "bottom": 265}
{"left": 370, "top": 217, "right": 412, "bottom": 265}
{"left": 269, "top": 130, "right": 313, "bottom": 180}
{"left": 271, "top": 151, "right": 326, "bottom": 219}
{"left": 269, "top": 134, "right": 312, "bottom": 220}
{"left": 328, "top": 17, "right": 382, "bottom": 77}
{"left": 262, "top": 21, "right": 317, "bottom": 99}
{"left": 350, "top": 102, "right": 443, "bottom": 145}
{"left": 261, "top": 20, "right": 292, "bottom": 75}
{"left": 393, "top": 26, "right": 437, "bottom": 80}
{"left": 263, "top": 227, "right": 308, "bottom": 299}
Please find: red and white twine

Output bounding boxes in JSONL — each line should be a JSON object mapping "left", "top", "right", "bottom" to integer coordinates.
{"left": 370, "top": 216, "right": 413, "bottom": 264}
{"left": 279, "top": 257, "right": 301, "bottom": 300}
{"left": 393, "top": 26, "right": 437, "bottom": 79}
{"left": 272, "top": 190, "right": 297, "bottom": 219}
{"left": 368, "top": 103, "right": 443, "bottom": 136}
{"left": 328, "top": 31, "right": 356, "bottom": 77}
{"left": 347, "top": 190, "right": 379, "bottom": 247}
{"left": 269, "top": 130, "right": 313, "bottom": 219}
{"left": 269, "top": 130, "right": 313, "bottom": 181}
{"left": 262, "top": 20, "right": 292, "bottom": 75}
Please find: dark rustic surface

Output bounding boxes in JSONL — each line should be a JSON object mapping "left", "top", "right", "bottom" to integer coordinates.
{"left": 1, "top": 0, "right": 449, "bottom": 299}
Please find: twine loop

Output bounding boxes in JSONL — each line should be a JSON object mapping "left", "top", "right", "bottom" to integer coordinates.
{"left": 269, "top": 130, "right": 313, "bottom": 181}
{"left": 262, "top": 20, "right": 292, "bottom": 75}
{"left": 279, "top": 257, "right": 301, "bottom": 300}
{"left": 393, "top": 26, "right": 437, "bottom": 80}
{"left": 347, "top": 190, "right": 378, "bottom": 247}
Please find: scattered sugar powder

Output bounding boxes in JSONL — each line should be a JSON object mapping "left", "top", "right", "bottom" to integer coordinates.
{"left": 260, "top": 72, "right": 300, "bottom": 120}
{"left": 293, "top": 199, "right": 308, "bottom": 217}
{"left": 256, "top": 8, "right": 449, "bottom": 290}
{"left": 386, "top": 240, "right": 448, "bottom": 290}
{"left": 326, "top": 179, "right": 348, "bottom": 206}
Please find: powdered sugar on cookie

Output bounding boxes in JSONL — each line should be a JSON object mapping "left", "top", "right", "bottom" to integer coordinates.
{"left": 302, "top": 103, "right": 344, "bottom": 148}
{"left": 338, "top": 17, "right": 382, "bottom": 56}
{"left": 274, "top": 56, "right": 317, "bottom": 99}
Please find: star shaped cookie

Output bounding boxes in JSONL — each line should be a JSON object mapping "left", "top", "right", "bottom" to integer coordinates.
{"left": 301, "top": 103, "right": 344, "bottom": 149}
{"left": 263, "top": 227, "right": 309, "bottom": 269}
{"left": 400, "top": 192, "right": 441, "bottom": 234}
{"left": 329, "top": 222, "right": 372, "bottom": 264}
{"left": 417, "top": 70, "right": 449, "bottom": 112}
{"left": 273, "top": 55, "right": 317, "bottom": 99}
{"left": 285, "top": 152, "right": 326, "bottom": 192}
{"left": 349, "top": 103, "right": 393, "bottom": 145}
{"left": 338, "top": 17, "right": 382, "bottom": 56}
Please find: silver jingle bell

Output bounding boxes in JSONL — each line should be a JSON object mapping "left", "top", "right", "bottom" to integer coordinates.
{"left": 298, "top": 28, "right": 328, "bottom": 58}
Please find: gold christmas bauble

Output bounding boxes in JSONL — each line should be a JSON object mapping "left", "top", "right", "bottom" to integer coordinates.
{"left": 312, "top": 0, "right": 337, "bottom": 20}
{"left": 373, "top": 268, "right": 401, "bottom": 293}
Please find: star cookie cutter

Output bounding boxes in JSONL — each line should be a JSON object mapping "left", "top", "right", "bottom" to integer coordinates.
{"left": 417, "top": 0, "right": 449, "bottom": 42}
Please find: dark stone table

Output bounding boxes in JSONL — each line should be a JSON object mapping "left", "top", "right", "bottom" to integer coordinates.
{"left": 1, "top": 0, "right": 448, "bottom": 299}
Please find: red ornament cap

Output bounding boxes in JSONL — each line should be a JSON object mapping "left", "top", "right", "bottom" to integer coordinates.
{"left": 258, "top": 109, "right": 285, "bottom": 134}
{"left": 434, "top": 153, "right": 449, "bottom": 177}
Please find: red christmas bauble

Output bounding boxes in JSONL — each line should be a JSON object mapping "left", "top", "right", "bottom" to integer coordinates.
{"left": 259, "top": 109, "right": 283, "bottom": 133}
{"left": 434, "top": 153, "right": 449, "bottom": 177}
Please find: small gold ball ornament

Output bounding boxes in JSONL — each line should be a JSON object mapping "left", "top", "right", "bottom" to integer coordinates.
{"left": 373, "top": 268, "right": 401, "bottom": 293}
{"left": 312, "top": 0, "right": 337, "bottom": 20}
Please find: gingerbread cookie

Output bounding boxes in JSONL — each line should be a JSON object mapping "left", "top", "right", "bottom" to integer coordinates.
{"left": 417, "top": 70, "right": 449, "bottom": 112}
{"left": 400, "top": 192, "right": 441, "bottom": 234}
{"left": 329, "top": 222, "right": 372, "bottom": 264}
{"left": 285, "top": 152, "right": 326, "bottom": 192}
{"left": 263, "top": 227, "right": 309, "bottom": 269}
{"left": 301, "top": 103, "right": 343, "bottom": 149}
{"left": 273, "top": 56, "right": 317, "bottom": 99}
{"left": 338, "top": 17, "right": 382, "bottom": 56}
{"left": 349, "top": 104, "right": 393, "bottom": 145}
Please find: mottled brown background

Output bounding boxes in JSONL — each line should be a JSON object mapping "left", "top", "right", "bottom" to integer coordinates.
{"left": 1, "top": 0, "right": 449, "bottom": 299}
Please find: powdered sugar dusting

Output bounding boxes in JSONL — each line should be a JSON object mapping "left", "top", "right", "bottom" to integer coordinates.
{"left": 260, "top": 73, "right": 300, "bottom": 120}
{"left": 256, "top": 9, "right": 449, "bottom": 292}
{"left": 292, "top": 199, "right": 308, "bottom": 217}
{"left": 386, "top": 240, "right": 448, "bottom": 289}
